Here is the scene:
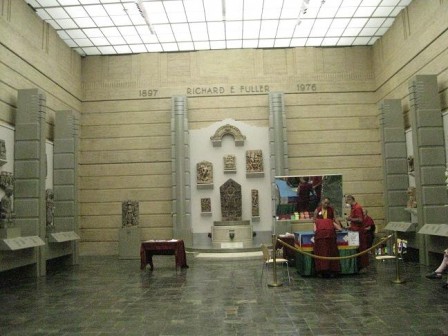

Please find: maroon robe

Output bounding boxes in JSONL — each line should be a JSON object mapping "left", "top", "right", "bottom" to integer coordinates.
{"left": 349, "top": 203, "right": 369, "bottom": 269}
{"left": 314, "top": 218, "right": 340, "bottom": 274}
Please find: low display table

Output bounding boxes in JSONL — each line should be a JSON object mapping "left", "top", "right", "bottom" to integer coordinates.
{"left": 140, "top": 240, "right": 188, "bottom": 271}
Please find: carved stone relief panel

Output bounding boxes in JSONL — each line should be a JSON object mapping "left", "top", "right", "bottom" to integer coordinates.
{"left": 251, "top": 189, "right": 259, "bottom": 217}
{"left": 223, "top": 154, "right": 236, "bottom": 173}
{"left": 220, "top": 179, "right": 242, "bottom": 221}
{"left": 122, "top": 200, "right": 139, "bottom": 227}
{"left": 0, "top": 139, "right": 6, "bottom": 162}
{"left": 0, "top": 172, "right": 15, "bottom": 229}
{"left": 210, "top": 124, "right": 246, "bottom": 147}
{"left": 201, "top": 198, "right": 211, "bottom": 213}
{"left": 196, "top": 160, "right": 213, "bottom": 186}
{"left": 46, "top": 189, "right": 55, "bottom": 236}
{"left": 246, "top": 150, "right": 264, "bottom": 176}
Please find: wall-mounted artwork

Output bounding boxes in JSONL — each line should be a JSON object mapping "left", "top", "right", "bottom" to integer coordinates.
{"left": 223, "top": 154, "right": 236, "bottom": 173}
{"left": 0, "top": 172, "right": 15, "bottom": 229}
{"left": 246, "top": 150, "right": 264, "bottom": 177}
{"left": 251, "top": 189, "right": 259, "bottom": 218}
{"left": 210, "top": 124, "right": 246, "bottom": 147}
{"left": 196, "top": 160, "right": 213, "bottom": 188}
{"left": 0, "top": 139, "right": 6, "bottom": 164}
{"left": 220, "top": 179, "right": 242, "bottom": 221}
{"left": 46, "top": 189, "right": 55, "bottom": 236}
{"left": 122, "top": 200, "right": 139, "bottom": 227}
{"left": 201, "top": 198, "right": 211, "bottom": 213}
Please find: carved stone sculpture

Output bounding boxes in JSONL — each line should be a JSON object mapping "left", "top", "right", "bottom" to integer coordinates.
{"left": 210, "top": 124, "right": 246, "bottom": 147}
{"left": 0, "top": 139, "right": 6, "bottom": 161}
{"left": 251, "top": 189, "right": 259, "bottom": 217}
{"left": 220, "top": 179, "right": 242, "bottom": 221}
{"left": 246, "top": 150, "right": 264, "bottom": 173}
{"left": 406, "top": 187, "right": 417, "bottom": 208}
{"left": 407, "top": 155, "right": 414, "bottom": 173}
{"left": 201, "top": 198, "right": 211, "bottom": 213}
{"left": 0, "top": 172, "right": 14, "bottom": 229}
{"left": 122, "top": 200, "right": 139, "bottom": 227}
{"left": 196, "top": 161, "right": 213, "bottom": 185}
{"left": 223, "top": 154, "right": 236, "bottom": 172}
{"left": 46, "top": 189, "right": 55, "bottom": 236}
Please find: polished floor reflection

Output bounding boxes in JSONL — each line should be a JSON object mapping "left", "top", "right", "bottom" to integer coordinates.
{"left": 0, "top": 254, "right": 447, "bottom": 336}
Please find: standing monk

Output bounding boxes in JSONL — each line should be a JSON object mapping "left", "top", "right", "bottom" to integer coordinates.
{"left": 313, "top": 197, "right": 342, "bottom": 277}
{"left": 345, "top": 195, "right": 369, "bottom": 273}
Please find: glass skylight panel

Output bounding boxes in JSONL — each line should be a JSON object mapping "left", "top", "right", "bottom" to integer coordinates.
{"left": 225, "top": 21, "right": 243, "bottom": 40}
{"left": 258, "top": 39, "right": 275, "bottom": 48}
{"left": 67, "top": 29, "right": 86, "bottom": 38}
{"left": 178, "top": 42, "right": 195, "bottom": 50}
{"left": 155, "top": 25, "right": 175, "bottom": 42}
{"left": 259, "top": 20, "right": 278, "bottom": 39}
{"left": 118, "top": 26, "right": 138, "bottom": 36}
{"left": 276, "top": 20, "right": 296, "bottom": 38}
{"left": 321, "top": 37, "right": 340, "bottom": 46}
{"left": 343, "top": 27, "right": 362, "bottom": 36}
{"left": 135, "top": 26, "right": 152, "bottom": 37}
{"left": 74, "top": 17, "right": 96, "bottom": 28}
{"left": 399, "top": 0, "right": 412, "bottom": 5}
{"left": 124, "top": 35, "right": 142, "bottom": 44}
{"left": 335, "top": 6, "right": 357, "bottom": 17}
{"left": 84, "top": 5, "right": 108, "bottom": 17}
{"left": 190, "top": 22, "right": 208, "bottom": 40}
{"left": 354, "top": 6, "right": 376, "bottom": 17}
{"left": 310, "top": 19, "right": 331, "bottom": 37}
{"left": 79, "top": 0, "right": 101, "bottom": 4}
{"left": 90, "top": 37, "right": 109, "bottom": 45}
{"left": 210, "top": 40, "right": 226, "bottom": 49}
{"left": 36, "top": 0, "right": 59, "bottom": 6}
{"left": 341, "top": 0, "right": 362, "bottom": 6}
{"left": 372, "top": 6, "right": 393, "bottom": 16}
{"left": 56, "top": 18, "right": 78, "bottom": 29}
{"left": 129, "top": 44, "right": 147, "bottom": 53}
{"left": 353, "top": 36, "right": 371, "bottom": 44}
{"left": 107, "top": 36, "right": 126, "bottom": 44}
{"left": 369, "top": 36, "right": 380, "bottom": 44}
{"left": 63, "top": 39, "right": 78, "bottom": 47}
{"left": 143, "top": 2, "right": 169, "bottom": 24}
{"left": 390, "top": 6, "right": 405, "bottom": 16}
{"left": 129, "top": 15, "right": 146, "bottom": 25}
{"left": 110, "top": 15, "right": 132, "bottom": 26}
{"left": 74, "top": 38, "right": 93, "bottom": 46}
{"left": 46, "top": 7, "right": 69, "bottom": 19}
{"left": 114, "top": 45, "right": 132, "bottom": 53}
{"left": 306, "top": 38, "right": 323, "bottom": 46}
{"left": 98, "top": 46, "right": 116, "bottom": 54}
{"left": 58, "top": 0, "right": 81, "bottom": 5}
{"left": 326, "top": 27, "right": 345, "bottom": 37}
{"left": 376, "top": 27, "right": 388, "bottom": 35}
{"left": 92, "top": 16, "right": 114, "bottom": 27}
{"left": 83, "top": 28, "right": 103, "bottom": 37}
{"left": 101, "top": 27, "right": 120, "bottom": 37}
{"left": 261, "top": 0, "right": 282, "bottom": 20}
{"left": 203, "top": 0, "right": 222, "bottom": 21}
{"left": 348, "top": 18, "right": 368, "bottom": 27}
{"left": 207, "top": 22, "right": 225, "bottom": 40}
{"left": 194, "top": 41, "right": 211, "bottom": 50}
{"left": 366, "top": 18, "right": 385, "bottom": 27}
{"left": 57, "top": 30, "right": 70, "bottom": 39}
{"left": 318, "top": 7, "right": 339, "bottom": 18}
{"left": 145, "top": 44, "right": 163, "bottom": 52}
{"left": 331, "top": 18, "right": 350, "bottom": 28}
{"left": 380, "top": 0, "right": 400, "bottom": 5}
{"left": 293, "top": 20, "right": 314, "bottom": 37}
{"left": 74, "top": 47, "right": 85, "bottom": 55}
{"left": 360, "top": 0, "right": 381, "bottom": 5}
{"left": 103, "top": 3, "right": 123, "bottom": 16}
{"left": 36, "top": 9, "right": 52, "bottom": 20}
{"left": 274, "top": 39, "right": 291, "bottom": 48}
{"left": 243, "top": 39, "right": 258, "bottom": 48}
{"left": 337, "top": 36, "right": 355, "bottom": 45}
{"left": 64, "top": 6, "right": 88, "bottom": 18}
{"left": 281, "top": 0, "right": 301, "bottom": 19}
{"left": 172, "top": 23, "right": 192, "bottom": 41}
{"left": 290, "top": 38, "right": 306, "bottom": 47}
{"left": 161, "top": 43, "right": 178, "bottom": 51}
{"left": 359, "top": 27, "right": 378, "bottom": 36}
{"left": 382, "top": 18, "right": 395, "bottom": 27}
{"left": 47, "top": 20, "right": 61, "bottom": 30}
{"left": 184, "top": 0, "right": 205, "bottom": 22}
{"left": 226, "top": 0, "right": 243, "bottom": 20}
{"left": 227, "top": 40, "right": 243, "bottom": 49}
{"left": 164, "top": 1, "right": 188, "bottom": 23}
{"left": 243, "top": 20, "right": 261, "bottom": 39}
{"left": 244, "top": 0, "right": 263, "bottom": 20}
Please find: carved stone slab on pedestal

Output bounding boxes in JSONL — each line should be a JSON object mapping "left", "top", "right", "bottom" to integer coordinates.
{"left": 119, "top": 226, "right": 141, "bottom": 259}
{"left": 48, "top": 231, "right": 80, "bottom": 243}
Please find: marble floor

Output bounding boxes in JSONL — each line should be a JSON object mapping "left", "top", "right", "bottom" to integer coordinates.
{"left": 0, "top": 253, "right": 447, "bottom": 336}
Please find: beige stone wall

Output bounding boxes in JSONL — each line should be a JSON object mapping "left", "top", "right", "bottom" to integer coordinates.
{"left": 3, "top": 0, "right": 447, "bottom": 255}
{"left": 80, "top": 46, "right": 379, "bottom": 255}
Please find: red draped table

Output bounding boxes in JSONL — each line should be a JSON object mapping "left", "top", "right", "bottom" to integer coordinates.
{"left": 140, "top": 240, "right": 189, "bottom": 271}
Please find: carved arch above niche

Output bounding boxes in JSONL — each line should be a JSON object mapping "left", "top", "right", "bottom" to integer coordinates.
{"left": 210, "top": 124, "right": 246, "bottom": 147}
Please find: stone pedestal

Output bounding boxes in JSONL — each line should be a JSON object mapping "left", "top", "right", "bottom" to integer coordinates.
{"left": 119, "top": 226, "right": 141, "bottom": 259}
{"left": 212, "top": 221, "right": 253, "bottom": 248}
{"left": 0, "top": 227, "right": 21, "bottom": 239}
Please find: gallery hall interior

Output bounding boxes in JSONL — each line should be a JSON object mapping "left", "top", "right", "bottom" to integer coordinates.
{"left": 1, "top": 0, "right": 448, "bottom": 335}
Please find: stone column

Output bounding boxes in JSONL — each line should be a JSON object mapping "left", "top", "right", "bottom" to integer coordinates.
{"left": 171, "top": 96, "right": 192, "bottom": 245}
{"left": 409, "top": 75, "right": 447, "bottom": 265}
{"left": 379, "top": 99, "right": 410, "bottom": 224}
{"left": 14, "top": 89, "right": 47, "bottom": 276}
{"left": 54, "top": 110, "right": 79, "bottom": 264}
{"left": 268, "top": 92, "right": 289, "bottom": 176}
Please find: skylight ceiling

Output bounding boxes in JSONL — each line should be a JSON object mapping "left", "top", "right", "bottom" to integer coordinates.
{"left": 24, "top": 0, "right": 413, "bottom": 56}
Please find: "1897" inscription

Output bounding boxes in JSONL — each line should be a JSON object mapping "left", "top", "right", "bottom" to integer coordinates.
{"left": 138, "top": 89, "right": 158, "bottom": 97}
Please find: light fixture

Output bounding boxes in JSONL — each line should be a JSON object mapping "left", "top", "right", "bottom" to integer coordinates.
{"left": 136, "top": 0, "right": 154, "bottom": 35}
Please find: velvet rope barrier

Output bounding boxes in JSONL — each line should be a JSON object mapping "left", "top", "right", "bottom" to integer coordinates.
{"left": 276, "top": 233, "right": 393, "bottom": 260}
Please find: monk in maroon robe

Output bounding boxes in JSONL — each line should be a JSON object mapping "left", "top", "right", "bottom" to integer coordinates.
{"left": 345, "top": 195, "right": 369, "bottom": 272}
{"left": 313, "top": 198, "right": 342, "bottom": 277}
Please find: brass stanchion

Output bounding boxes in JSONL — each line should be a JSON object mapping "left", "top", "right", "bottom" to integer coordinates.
{"left": 268, "top": 234, "right": 283, "bottom": 287}
{"left": 392, "top": 231, "right": 405, "bottom": 284}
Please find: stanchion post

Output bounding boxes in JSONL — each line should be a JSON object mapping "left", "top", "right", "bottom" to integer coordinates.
{"left": 268, "top": 234, "right": 282, "bottom": 287}
{"left": 392, "top": 231, "right": 405, "bottom": 284}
